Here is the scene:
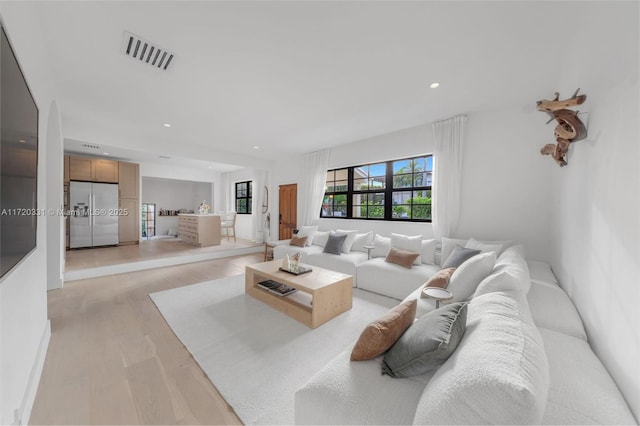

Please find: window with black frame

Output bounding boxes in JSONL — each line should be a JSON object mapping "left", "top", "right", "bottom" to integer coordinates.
{"left": 235, "top": 181, "right": 252, "bottom": 214}
{"left": 320, "top": 155, "right": 432, "bottom": 222}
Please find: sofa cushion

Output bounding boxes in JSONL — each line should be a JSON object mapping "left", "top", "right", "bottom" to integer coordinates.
{"left": 357, "top": 257, "right": 440, "bottom": 300}
{"left": 412, "top": 291, "right": 549, "bottom": 425}
{"left": 527, "top": 281, "right": 587, "bottom": 341}
{"left": 371, "top": 234, "right": 390, "bottom": 258}
{"left": 527, "top": 260, "right": 558, "bottom": 286}
{"left": 420, "top": 267, "right": 456, "bottom": 291}
{"left": 323, "top": 233, "right": 347, "bottom": 255}
{"left": 349, "top": 231, "right": 374, "bottom": 253}
{"left": 311, "top": 230, "right": 329, "bottom": 247}
{"left": 273, "top": 244, "right": 322, "bottom": 260}
{"left": 440, "top": 237, "right": 468, "bottom": 267}
{"left": 385, "top": 247, "right": 420, "bottom": 269}
{"left": 465, "top": 237, "right": 511, "bottom": 256}
{"left": 296, "top": 225, "right": 318, "bottom": 246}
{"left": 420, "top": 239, "right": 437, "bottom": 265}
{"left": 382, "top": 302, "right": 467, "bottom": 378}
{"left": 391, "top": 233, "right": 423, "bottom": 265}
{"left": 289, "top": 235, "right": 307, "bottom": 247}
{"left": 539, "top": 328, "right": 636, "bottom": 425}
{"left": 442, "top": 245, "right": 480, "bottom": 268}
{"left": 295, "top": 347, "right": 434, "bottom": 425}
{"left": 335, "top": 229, "right": 358, "bottom": 253}
{"left": 446, "top": 251, "right": 496, "bottom": 303}
{"left": 350, "top": 299, "right": 417, "bottom": 361}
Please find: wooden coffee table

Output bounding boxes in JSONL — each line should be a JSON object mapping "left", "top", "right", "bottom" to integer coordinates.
{"left": 245, "top": 260, "right": 353, "bottom": 328}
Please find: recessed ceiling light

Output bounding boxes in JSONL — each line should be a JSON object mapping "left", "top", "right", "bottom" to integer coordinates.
{"left": 430, "top": 82, "right": 440, "bottom": 89}
{"left": 18, "top": 139, "right": 27, "bottom": 143}
{"left": 158, "top": 155, "right": 171, "bottom": 159}
{"left": 253, "top": 146, "right": 260, "bottom": 150}
{"left": 163, "top": 123, "right": 171, "bottom": 127}
{"left": 103, "top": 152, "right": 110, "bottom": 155}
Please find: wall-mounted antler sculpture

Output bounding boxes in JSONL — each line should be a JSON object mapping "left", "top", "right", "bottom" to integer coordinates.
{"left": 537, "top": 88, "right": 587, "bottom": 167}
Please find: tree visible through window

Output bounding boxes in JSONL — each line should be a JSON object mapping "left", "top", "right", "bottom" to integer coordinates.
{"left": 235, "top": 181, "right": 252, "bottom": 214}
{"left": 321, "top": 155, "right": 432, "bottom": 222}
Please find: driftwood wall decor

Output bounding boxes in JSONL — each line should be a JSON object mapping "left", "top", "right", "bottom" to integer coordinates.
{"left": 537, "top": 89, "right": 587, "bottom": 167}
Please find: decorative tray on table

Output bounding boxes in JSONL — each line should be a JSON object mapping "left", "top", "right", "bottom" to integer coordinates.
{"left": 278, "top": 265, "right": 313, "bottom": 275}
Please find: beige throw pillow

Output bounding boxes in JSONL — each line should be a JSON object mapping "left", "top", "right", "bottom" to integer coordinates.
{"left": 289, "top": 236, "right": 307, "bottom": 247}
{"left": 351, "top": 299, "right": 417, "bottom": 361}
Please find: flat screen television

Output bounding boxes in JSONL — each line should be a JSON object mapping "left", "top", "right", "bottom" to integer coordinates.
{"left": 0, "top": 23, "right": 39, "bottom": 279}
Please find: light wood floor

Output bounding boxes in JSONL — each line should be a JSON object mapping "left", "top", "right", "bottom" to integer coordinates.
{"left": 30, "top": 253, "right": 264, "bottom": 425}
{"left": 65, "top": 238, "right": 262, "bottom": 271}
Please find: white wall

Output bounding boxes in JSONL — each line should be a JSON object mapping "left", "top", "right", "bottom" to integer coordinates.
{"left": 0, "top": 3, "right": 57, "bottom": 424}
{"left": 45, "top": 101, "right": 64, "bottom": 290}
{"left": 549, "top": 2, "right": 639, "bottom": 419}
{"left": 281, "top": 117, "right": 553, "bottom": 260}
{"left": 141, "top": 177, "right": 212, "bottom": 236}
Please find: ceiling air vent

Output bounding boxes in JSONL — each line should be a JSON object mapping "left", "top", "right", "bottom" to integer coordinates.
{"left": 122, "top": 31, "right": 175, "bottom": 71}
{"left": 82, "top": 143, "right": 101, "bottom": 150}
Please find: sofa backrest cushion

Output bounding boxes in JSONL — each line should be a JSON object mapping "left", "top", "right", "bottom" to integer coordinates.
{"left": 382, "top": 302, "right": 467, "bottom": 378}
{"left": 350, "top": 231, "right": 374, "bottom": 253}
{"left": 312, "top": 230, "right": 330, "bottom": 247}
{"left": 412, "top": 291, "right": 549, "bottom": 425}
{"left": 474, "top": 244, "right": 531, "bottom": 297}
{"left": 445, "top": 251, "right": 496, "bottom": 303}
{"left": 371, "top": 234, "right": 391, "bottom": 258}
{"left": 420, "top": 239, "right": 437, "bottom": 265}
{"left": 464, "top": 237, "right": 511, "bottom": 257}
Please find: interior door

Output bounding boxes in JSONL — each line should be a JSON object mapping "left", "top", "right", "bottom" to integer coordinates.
{"left": 279, "top": 184, "right": 297, "bottom": 240}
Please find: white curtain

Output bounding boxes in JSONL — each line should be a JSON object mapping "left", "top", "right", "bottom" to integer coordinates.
{"left": 251, "top": 169, "right": 269, "bottom": 242}
{"left": 298, "top": 148, "right": 331, "bottom": 227}
{"left": 432, "top": 115, "right": 467, "bottom": 239}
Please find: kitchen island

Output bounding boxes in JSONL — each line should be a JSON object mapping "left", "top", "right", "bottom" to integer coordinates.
{"left": 177, "top": 214, "right": 222, "bottom": 247}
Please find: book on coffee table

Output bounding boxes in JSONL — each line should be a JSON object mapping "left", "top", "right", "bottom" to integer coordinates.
{"left": 257, "top": 279, "right": 298, "bottom": 297}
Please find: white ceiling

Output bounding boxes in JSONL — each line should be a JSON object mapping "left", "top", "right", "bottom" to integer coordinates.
{"left": 29, "top": 1, "right": 628, "bottom": 171}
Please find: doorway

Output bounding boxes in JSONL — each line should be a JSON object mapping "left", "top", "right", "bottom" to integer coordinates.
{"left": 279, "top": 184, "right": 297, "bottom": 240}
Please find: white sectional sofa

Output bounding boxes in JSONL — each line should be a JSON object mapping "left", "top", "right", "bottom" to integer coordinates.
{"left": 294, "top": 243, "right": 637, "bottom": 425}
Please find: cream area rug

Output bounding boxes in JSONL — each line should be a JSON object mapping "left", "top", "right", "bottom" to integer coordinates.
{"left": 149, "top": 274, "right": 397, "bottom": 425}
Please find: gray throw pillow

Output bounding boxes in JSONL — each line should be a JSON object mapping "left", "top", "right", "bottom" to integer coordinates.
{"left": 323, "top": 233, "right": 347, "bottom": 255}
{"left": 382, "top": 302, "right": 468, "bottom": 378}
{"left": 442, "top": 245, "right": 481, "bottom": 268}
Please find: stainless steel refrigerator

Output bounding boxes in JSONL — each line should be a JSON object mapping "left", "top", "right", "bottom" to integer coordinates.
{"left": 70, "top": 181, "right": 119, "bottom": 248}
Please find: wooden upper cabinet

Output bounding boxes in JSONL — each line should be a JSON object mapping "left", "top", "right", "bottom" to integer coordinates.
{"left": 118, "top": 161, "right": 139, "bottom": 199}
{"left": 93, "top": 159, "right": 119, "bottom": 183}
{"left": 68, "top": 156, "right": 94, "bottom": 181}
{"left": 68, "top": 156, "right": 119, "bottom": 182}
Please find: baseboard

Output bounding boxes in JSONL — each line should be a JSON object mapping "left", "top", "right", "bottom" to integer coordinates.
{"left": 17, "top": 320, "right": 51, "bottom": 426}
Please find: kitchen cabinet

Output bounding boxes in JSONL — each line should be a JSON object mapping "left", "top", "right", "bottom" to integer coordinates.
{"left": 68, "top": 156, "right": 118, "bottom": 183}
{"left": 118, "top": 161, "right": 140, "bottom": 245}
{"left": 178, "top": 214, "right": 221, "bottom": 247}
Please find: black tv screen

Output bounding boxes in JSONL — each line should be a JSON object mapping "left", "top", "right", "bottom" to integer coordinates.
{"left": 1, "top": 24, "right": 39, "bottom": 278}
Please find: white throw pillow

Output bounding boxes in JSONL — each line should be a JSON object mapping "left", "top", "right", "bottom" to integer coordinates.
{"left": 296, "top": 225, "right": 318, "bottom": 247}
{"left": 371, "top": 234, "right": 390, "bottom": 258}
{"left": 350, "top": 231, "right": 374, "bottom": 253}
{"left": 413, "top": 291, "right": 549, "bottom": 425}
{"left": 446, "top": 251, "right": 497, "bottom": 303}
{"left": 420, "top": 239, "right": 437, "bottom": 265}
{"left": 473, "top": 270, "right": 521, "bottom": 297}
{"left": 465, "top": 237, "right": 507, "bottom": 256}
{"left": 312, "top": 231, "right": 330, "bottom": 247}
{"left": 334, "top": 229, "right": 358, "bottom": 253}
{"left": 391, "top": 233, "right": 423, "bottom": 265}
{"left": 527, "top": 260, "right": 558, "bottom": 285}
{"left": 440, "top": 237, "right": 468, "bottom": 267}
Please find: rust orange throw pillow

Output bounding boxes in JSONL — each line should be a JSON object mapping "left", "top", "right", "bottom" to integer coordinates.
{"left": 350, "top": 299, "right": 417, "bottom": 361}
{"left": 385, "top": 247, "right": 420, "bottom": 269}
{"left": 420, "top": 268, "right": 457, "bottom": 295}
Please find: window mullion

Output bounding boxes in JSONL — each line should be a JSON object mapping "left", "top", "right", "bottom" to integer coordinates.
{"left": 384, "top": 161, "right": 393, "bottom": 220}
{"left": 347, "top": 167, "right": 354, "bottom": 218}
